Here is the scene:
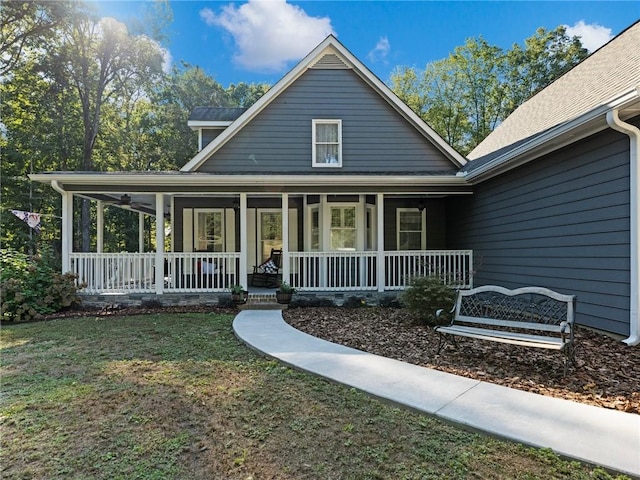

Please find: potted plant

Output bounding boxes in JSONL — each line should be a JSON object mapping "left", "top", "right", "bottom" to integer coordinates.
{"left": 230, "top": 284, "right": 248, "bottom": 305}
{"left": 276, "top": 281, "right": 296, "bottom": 304}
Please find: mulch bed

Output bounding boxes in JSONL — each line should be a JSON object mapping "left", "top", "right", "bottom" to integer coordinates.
{"left": 283, "top": 307, "right": 640, "bottom": 415}
{"left": 30, "top": 304, "right": 639, "bottom": 414}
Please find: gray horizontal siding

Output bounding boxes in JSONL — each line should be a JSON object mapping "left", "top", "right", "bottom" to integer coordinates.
{"left": 202, "top": 129, "right": 223, "bottom": 147}
{"left": 447, "top": 124, "right": 633, "bottom": 336}
{"left": 198, "top": 69, "right": 455, "bottom": 174}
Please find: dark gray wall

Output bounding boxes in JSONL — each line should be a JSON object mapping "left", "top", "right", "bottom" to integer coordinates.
{"left": 447, "top": 121, "right": 636, "bottom": 336}
{"left": 383, "top": 198, "right": 446, "bottom": 250}
{"left": 197, "top": 68, "right": 457, "bottom": 174}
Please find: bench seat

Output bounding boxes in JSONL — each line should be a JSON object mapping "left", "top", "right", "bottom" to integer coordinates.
{"left": 435, "top": 325, "right": 567, "bottom": 350}
{"left": 434, "top": 285, "right": 576, "bottom": 375}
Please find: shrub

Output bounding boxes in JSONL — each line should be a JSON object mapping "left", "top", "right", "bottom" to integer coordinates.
{"left": 401, "top": 275, "right": 457, "bottom": 326}
{"left": 0, "top": 248, "right": 82, "bottom": 322}
{"left": 342, "top": 296, "right": 367, "bottom": 308}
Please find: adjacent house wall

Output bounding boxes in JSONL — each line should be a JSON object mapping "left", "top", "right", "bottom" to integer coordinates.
{"left": 447, "top": 123, "right": 634, "bottom": 336}
{"left": 197, "top": 68, "right": 457, "bottom": 174}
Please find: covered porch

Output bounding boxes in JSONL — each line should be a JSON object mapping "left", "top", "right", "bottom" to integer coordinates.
{"left": 32, "top": 173, "right": 474, "bottom": 297}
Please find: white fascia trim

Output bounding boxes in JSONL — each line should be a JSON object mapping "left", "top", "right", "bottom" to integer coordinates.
{"left": 465, "top": 88, "right": 640, "bottom": 183}
{"left": 606, "top": 108, "right": 640, "bottom": 346}
{"left": 180, "top": 35, "right": 467, "bottom": 172}
{"left": 30, "top": 173, "right": 470, "bottom": 188}
{"left": 187, "top": 120, "right": 233, "bottom": 130}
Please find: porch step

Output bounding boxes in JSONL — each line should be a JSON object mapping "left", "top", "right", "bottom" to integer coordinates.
{"left": 237, "top": 293, "right": 288, "bottom": 311}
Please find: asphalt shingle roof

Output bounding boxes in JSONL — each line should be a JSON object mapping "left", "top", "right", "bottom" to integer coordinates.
{"left": 468, "top": 21, "right": 640, "bottom": 161}
{"left": 189, "top": 107, "right": 248, "bottom": 122}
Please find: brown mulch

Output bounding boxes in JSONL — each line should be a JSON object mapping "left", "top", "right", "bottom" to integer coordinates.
{"left": 28, "top": 304, "right": 639, "bottom": 414}
{"left": 283, "top": 307, "right": 640, "bottom": 415}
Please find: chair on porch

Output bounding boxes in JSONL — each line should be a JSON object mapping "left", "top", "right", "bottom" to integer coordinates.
{"left": 251, "top": 248, "right": 282, "bottom": 288}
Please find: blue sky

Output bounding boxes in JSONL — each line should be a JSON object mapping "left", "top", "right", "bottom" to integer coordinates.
{"left": 96, "top": 1, "right": 640, "bottom": 87}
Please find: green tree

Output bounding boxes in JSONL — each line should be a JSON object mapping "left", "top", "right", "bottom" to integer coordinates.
{"left": 504, "top": 26, "right": 588, "bottom": 115}
{"left": 226, "top": 82, "right": 270, "bottom": 107}
{"left": 0, "top": 1, "right": 73, "bottom": 76}
{"left": 390, "top": 26, "right": 588, "bottom": 155}
{"left": 56, "top": 9, "right": 165, "bottom": 250}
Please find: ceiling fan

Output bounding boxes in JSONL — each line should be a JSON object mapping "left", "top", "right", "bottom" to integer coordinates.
{"left": 105, "top": 194, "right": 150, "bottom": 209}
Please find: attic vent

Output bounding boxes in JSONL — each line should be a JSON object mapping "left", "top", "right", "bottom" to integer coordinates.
{"left": 312, "top": 53, "right": 349, "bottom": 69}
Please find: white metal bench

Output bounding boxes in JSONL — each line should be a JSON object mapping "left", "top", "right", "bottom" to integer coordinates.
{"left": 434, "top": 285, "right": 577, "bottom": 375}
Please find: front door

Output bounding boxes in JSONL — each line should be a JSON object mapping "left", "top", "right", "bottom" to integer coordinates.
{"left": 257, "top": 210, "right": 282, "bottom": 262}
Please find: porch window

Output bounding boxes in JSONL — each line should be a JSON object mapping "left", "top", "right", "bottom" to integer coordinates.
{"left": 195, "top": 209, "right": 224, "bottom": 251}
{"left": 397, "top": 209, "right": 425, "bottom": 250}
{"left": 312, "top": 119, "right": 342, "bottom": 167}
{"left": 330, "top": 206, "right": 356, "bottom": 250}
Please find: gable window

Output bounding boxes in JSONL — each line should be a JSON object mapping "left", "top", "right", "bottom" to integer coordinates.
{"left": 397, "top": 209, "right": 426, "bottom": 250}
{"left": 312, "top": 119, "right": 342, "bottom": 167}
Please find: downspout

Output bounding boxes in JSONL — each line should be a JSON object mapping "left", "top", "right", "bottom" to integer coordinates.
{"left": 606, "top": 109, "right": 640, "bottom": 346}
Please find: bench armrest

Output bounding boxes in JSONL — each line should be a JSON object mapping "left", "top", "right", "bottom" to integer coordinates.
{"left": 435, "top": 306, "right": 456, "bottom": 317}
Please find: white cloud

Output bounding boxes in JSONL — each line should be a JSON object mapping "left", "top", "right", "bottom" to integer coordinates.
{"left": 564, "top": 20, "right": 613, "bottom": 52}
{"left": 367, "top": 36, "right": 390, "bottom": 64}
{"left": 200, "top": 0, "right": 335, "bottom": 73}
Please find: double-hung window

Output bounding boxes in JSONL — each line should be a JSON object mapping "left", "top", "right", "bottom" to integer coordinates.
{"left": 397, "top": 209, "right": 426, "bottom": 250}
{"left": 312, "top": 119, "right": 342, "bottom": 167}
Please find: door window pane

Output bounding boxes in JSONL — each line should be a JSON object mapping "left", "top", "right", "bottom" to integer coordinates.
{"left": 197, "top": 211, "right": 223, "bottom": 251}
{"left": 260, "top": 211, "right": 282, "bottom": 260}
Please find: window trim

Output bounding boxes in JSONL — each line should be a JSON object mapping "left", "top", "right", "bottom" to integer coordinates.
{"left": 312, "top": 119, "right": 342, "bottom": 168}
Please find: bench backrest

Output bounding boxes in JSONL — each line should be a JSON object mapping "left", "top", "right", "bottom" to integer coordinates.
{"left": 455, "top": 285, "right": 575, "bottom": 329}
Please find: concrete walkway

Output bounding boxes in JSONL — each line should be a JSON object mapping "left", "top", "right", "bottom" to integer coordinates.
{"left": 233, "top": 310, "right": 640, "bottom": 478}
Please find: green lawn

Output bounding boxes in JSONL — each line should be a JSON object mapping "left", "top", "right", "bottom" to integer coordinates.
{"left": 0, "top": 313, "right": 628, "bottom": 479}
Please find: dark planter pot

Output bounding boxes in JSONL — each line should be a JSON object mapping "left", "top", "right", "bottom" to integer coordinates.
{"left": 276, "top": 291, "right": 293, "bottom": 304}
{"left": 231, "top": 291, "right": 248, "bottom": 305}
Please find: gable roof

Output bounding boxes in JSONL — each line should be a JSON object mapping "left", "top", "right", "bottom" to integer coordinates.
{"left": 180, "top": 35, "right": 467, "bottom": 172}
{"left": 467, "top": 21, "right": 640, "bottom": 166}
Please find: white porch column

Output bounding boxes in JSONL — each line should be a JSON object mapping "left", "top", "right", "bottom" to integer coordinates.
{"left": 61, "top": 190, "right": 73, "bottom": 273}
{"left": 239, "top": 193, "right": 248, "bottom": 289}
{"left": 155, "top": 193, "right": 164, "bottom": 294}
{"left": 96, "top": 201, "right": 104, "bottom": 253}
{"left": 377, "top": 193, "right": 385, "bottom": 292}
{"left": 138, "top": 212, "right": 145, "bottom": 252}
{"left": 281, "top": 193, "right": 289, "bottom": 284}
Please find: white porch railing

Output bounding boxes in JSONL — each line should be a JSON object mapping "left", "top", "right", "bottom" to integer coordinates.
{"left": 383, "top": 250, "right": 473, "bottom": 290}
{"left": 288, "top": 250, "right": 473, "bottom": 292}
{"left": 164, "top": 252, "right": 240, "bottom": 293}
{"left": 71, "top": 253, "right": 156, "bottom": 294}
{"left": 71, "top": 252, "right": 240, "bottom": 294}
{"left": 71, "top": 250, "right": 472, "bottom": 294}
